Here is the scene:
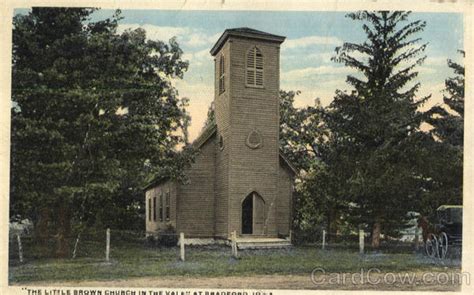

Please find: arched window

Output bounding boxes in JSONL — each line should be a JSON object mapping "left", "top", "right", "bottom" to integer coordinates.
{"left": 246, "top": 47, "right": 264, "bottom": 87}
{"left": 219, "top": 55, "right": 225, "bottom": 93}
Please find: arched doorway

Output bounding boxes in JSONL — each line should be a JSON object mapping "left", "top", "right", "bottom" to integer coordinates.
{"left": 241, "top": 192, "right": 265, "bottom": 235}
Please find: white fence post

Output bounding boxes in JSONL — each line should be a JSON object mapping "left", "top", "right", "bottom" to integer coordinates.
{"left": 322, "top": 230, "right": 326, "bottom": 250}
{"left": 180, "top": 232, "right": 185, "bottom": 261}
{"left": 359, "top": 229, "right": 364, "bottom": 254}
{"left": 231, "top": 231, "right": 238, "bottom": 258}
{"left": 106, "top": 228, "right": 110, "bottom": 262}
{"left": 17, "top": 234, "right": 23, "bottom": 263}
{"left": 72, "top": 233, "right": 81, "bottom": 259}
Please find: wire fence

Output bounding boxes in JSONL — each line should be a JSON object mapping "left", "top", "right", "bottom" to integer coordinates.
{"left": 8, "top": 226, "right": 461, "bottom": 265}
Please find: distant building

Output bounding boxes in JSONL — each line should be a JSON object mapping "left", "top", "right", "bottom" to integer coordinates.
{"left": 144, "top": 28, "right": 296, "bottom": 242}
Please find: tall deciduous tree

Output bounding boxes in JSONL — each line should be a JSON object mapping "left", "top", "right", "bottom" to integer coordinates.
{"left": 10, "top": 8, "right": 191, "bottom": 255}
{"left": 327, "top": 11, "right": 430, "bottom": 247}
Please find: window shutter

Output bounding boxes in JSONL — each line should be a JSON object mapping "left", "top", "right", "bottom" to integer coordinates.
{"left": 246, "top": 47, "right": 263, "bottom": 87}
{"left": 246, "top": 70, "right": 255, "bottom": 85}
{"left": 255, "top": 50, "right": 263, "bottom": 69}
{"left": 219, "top": 55, "right": 225, "bottom": 93}
{"left": 247, "top": 48, "right": 255, "bottom": 68}
{"left": 255, "top": 70, "right": 263, "bottom": 86}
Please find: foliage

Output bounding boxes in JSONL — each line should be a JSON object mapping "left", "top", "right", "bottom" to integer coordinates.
{"left": 326, "top": 11, "right": 431, "bottom": 246}
{"left": 419, "top": 51, "right": 464, "bottom": 214}
{"left": 201, "top": 101, "right": 216, "bottom": 131}
{"left": 10, "top": 8, "right": 192, "bottom": 240}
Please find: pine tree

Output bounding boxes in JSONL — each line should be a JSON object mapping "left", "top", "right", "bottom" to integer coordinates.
{"left": 420, "top": 51, "right": 464, "bottom": 212}
{"left": 327, "top": 11, "right": 430, "bottom": 247}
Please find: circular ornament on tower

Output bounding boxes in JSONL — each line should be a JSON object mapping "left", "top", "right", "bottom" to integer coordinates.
{"left": 246, "top": 129, "right": 263, "bottom": 149}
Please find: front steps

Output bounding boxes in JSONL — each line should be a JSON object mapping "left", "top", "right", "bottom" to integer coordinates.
{"left": 233, "top": 237, "right": 292, "bottom": 249}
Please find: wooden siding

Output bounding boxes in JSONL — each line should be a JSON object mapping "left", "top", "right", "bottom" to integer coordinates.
{"left": 145, "top": 181, "right": 177, "bottom": 233}
{"left": 145, "top": 31, "right": 293, "bottom": 239}
{"left": 226, "top": 37, "right": 281, "bottom": 236}
{"left": 214, "top": 41, "right": 231, "bottom": 237}
{"left": 176, "top": 134, "right": 216, "bottom": 237}
{"left": 277, "top": 163, "right": 293, "bottom": 235}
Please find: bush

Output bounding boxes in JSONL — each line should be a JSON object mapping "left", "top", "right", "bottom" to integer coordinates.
{"left": 156, "top": 225, "right": 178, "bottom": 247}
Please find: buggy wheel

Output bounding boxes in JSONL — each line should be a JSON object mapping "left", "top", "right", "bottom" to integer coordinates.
{"left": 439, "top": 232, "right": 449, "bottom": 259}
{"left": 425, "top": 233, "right": 438, "bottom": 258}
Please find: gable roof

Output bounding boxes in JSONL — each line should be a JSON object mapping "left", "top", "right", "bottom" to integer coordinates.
{"left": 210, "top": 27, "right": 286, "bottom": 56}
{"left": 144, "top": 122, "right": 298, "bottom": 191}
{"left": 194, "top": 122, "right": 298, "bottom": 175}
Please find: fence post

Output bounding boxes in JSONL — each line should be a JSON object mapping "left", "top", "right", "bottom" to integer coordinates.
{"left": 180, "top": 232, "right": 185, "bottom": 261}
{"left": 359, "top": 229, "right": 364, "bottom": 254}
{"left": 288, "top": 230, "right": 292, "bottom": 243}
{"left": 231, "top": 231, "right": 238, "bottom": 258}
{"left": 16, "top": 234, "right": 23, "bottom": 263}
{"left": 322, "top": 229, "right": 326, "bottom": 250}
{"left": 72, "top": 233, "right": 81, "bottom": 259}
{"left": 414, "top": 227, "right": 420, "bottom": 251}
{"left": 106, "top": 228, "right": 110, "bottom": 262}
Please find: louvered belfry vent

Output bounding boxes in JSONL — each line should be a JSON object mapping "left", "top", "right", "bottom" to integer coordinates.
{"left": 246, "top": 47, "right": 264, "bottom": 87}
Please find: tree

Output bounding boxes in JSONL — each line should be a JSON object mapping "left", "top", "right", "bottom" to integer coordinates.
{"left": 201, "top": 101, "right": 216, "bottom": 131}
{"left": 419, "top": 51, "right": 464, "bottom": 213}
{"left": 10, "top": 8, "right": 191, "bottom": 256}
{"left": 279, "top": 90, "right": 328, "bottom": 172}
{"left": 327, "top": 11, "right": 430, "bottom": 247}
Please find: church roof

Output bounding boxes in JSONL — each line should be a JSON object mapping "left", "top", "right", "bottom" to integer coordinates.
{"left": 210, "top": 27, "right": 286, "bottom": 56}
{"left": 194, "top": 122, "right": 298, "bottom": 175}
{"left": 144, "top": 122, "right": 298, "bottom": 191}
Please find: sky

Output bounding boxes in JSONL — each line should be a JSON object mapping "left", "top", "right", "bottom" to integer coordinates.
{"left": 53, "top": 10, "right": 466, "bottom": 141}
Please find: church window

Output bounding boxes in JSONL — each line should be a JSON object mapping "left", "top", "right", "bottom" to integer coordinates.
{"left": 246, "top": 47, "right": 264, "bottom": 87}
{"left": 153, "top": 196, "right": 157, "bottom": 221}
{"left": 165, "top": 190, "right": 171, "bottom": 221}
{"left": 219, "top": 55, "right": 225, "bottom": 93}
{"left": 148, "top": 198, "right": 151, "bottom": 222}
{"left": 159, "top": 192, "right": 163, "bottom": 222}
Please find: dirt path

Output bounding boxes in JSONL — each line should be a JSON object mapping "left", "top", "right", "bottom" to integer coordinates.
{"left": 13, "top": 272, "right": 463, "bottom": 291}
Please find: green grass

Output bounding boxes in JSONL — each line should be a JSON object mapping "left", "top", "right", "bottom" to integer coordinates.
{"left": 9, "top": 241, "right": 461, "bottom": 283}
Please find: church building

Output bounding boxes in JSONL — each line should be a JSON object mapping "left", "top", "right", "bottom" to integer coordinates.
{"left": 145, "top": 28, "right": 296, "bottom": 244}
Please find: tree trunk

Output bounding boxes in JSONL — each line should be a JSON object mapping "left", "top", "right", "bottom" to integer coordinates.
{"left": 35, "top": 207, "right": 51, "bottom": 244}
{"left": 55, "top": 201, "right": 71, "bottom": 258}
{"left": 371, "top": 219, "right": 382, "bottom": 248}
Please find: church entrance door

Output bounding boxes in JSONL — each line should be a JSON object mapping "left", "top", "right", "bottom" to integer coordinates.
{"left": 242, "top": 192, "right": 265, "bottom": 235}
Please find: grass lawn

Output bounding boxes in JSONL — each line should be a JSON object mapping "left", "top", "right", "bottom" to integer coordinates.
{"left": 8, "top": 240, "right": 461, "bottom": 284}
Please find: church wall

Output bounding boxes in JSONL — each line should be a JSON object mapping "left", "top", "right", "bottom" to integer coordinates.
{"left": 214, "top": 41, "right": 232, "bottom": 237}
{"left": 277, "top": 163, "right": 293, "bottom": 236}
{"left": 145, "top": 181, "right": 177, "bottom": 233}
{"left": 176, "top": 135, "right": 216, "bottom": 237}
{"left": 226, "top": 38, "right": 281, "bottom": 236}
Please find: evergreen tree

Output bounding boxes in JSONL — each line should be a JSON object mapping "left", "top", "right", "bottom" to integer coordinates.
{"left": 420, "top": 51, "right": 464, "bottom": 213}
{"left": 10, "top": 8, "right": 191, "bottom": 255}
{"left": 327, "top": 11, "right": 430, "bottom": 247}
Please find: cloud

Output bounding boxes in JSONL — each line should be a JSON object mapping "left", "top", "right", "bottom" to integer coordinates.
{"left": 183, "top": 48, "right": 213, "bottom": 67}
{"left": 282, "top": 66, "right": 353, "bottom": 81}
{"left": 117, "top": 24, "right": 189, "bottom": 43}
{"left": 425, "top": 56, "right": 448, "bottom": 67}
{"left": 117, "top": 24, "right": 220, "bottom": 48}
{"left": 284, "top": 35, "right": 342, "bottom": 50}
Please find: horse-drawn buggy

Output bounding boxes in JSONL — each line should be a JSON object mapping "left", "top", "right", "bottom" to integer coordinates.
{"left": 419, "top": 205, "right": 462, "bottom": 259}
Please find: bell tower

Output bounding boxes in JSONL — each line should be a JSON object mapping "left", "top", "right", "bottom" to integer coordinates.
{"left": 210, "top": 28, "right": 285, "bottom": 237}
